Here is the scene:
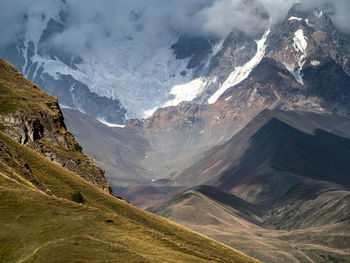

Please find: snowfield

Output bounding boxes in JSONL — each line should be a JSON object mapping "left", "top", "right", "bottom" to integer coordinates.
{"left": 208, "top": 29, "right": 270, "bottom": 104}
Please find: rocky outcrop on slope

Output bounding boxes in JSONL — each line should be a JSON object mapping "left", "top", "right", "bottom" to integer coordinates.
{"left": 0, "top": 58, "right": 112, "bottom": 193}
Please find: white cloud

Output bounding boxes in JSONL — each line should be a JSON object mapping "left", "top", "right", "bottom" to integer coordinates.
{"left": 0, "top": 0, "right": 348, "bottom": 63}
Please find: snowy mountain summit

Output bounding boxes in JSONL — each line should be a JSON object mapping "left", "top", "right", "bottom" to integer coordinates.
{"left": 1, "top": 1, "right": 349, "bottom": 124}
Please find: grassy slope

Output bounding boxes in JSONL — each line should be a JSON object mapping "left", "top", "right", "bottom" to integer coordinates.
{"left": 0, "top": 59, "right": 57, "bottom": 115}
{"left": 0, "top": 58, "right": 111, "bottom": 192}
{"left": 0, "top": 127, "right": 259, "bottom": 263}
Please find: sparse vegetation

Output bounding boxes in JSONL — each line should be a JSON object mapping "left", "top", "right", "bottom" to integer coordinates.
{"left": 71, "top": 191, "right": 84, "bottom": 203}
{"left": 0, "top": 131, "right": 259, "bottom": 262}
{"left": 73, "top": 143, "right": 83, "bottom": 152}
{"left": 0, "top": 59, "right": 57, "bottom": 114}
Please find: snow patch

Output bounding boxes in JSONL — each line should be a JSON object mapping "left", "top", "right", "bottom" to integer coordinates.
{"left": 225, "top": 95, "right": 232, "bottom": 101}
{"left": 162, "top": 78, "right": 208, "bottom": 108}
{"left": 97, "top": 118, "right": 125, "bottom": 128}
{"left": 205, "top": 33, "right": 228, "bottom": 68}
{"left": 292, "top": 29, "right": 308, "bottom": 85}
{"left": 293, "top": 29, "right": 308, "bottom": 54}
{"left": 143, "top": 107, "right": 159, "bottom": 118}
{"left": 289, "top": 16, "right": 302, "bottom": 21}
{"left": 22, "top": 41, "right": 29, "bottom": 76}
{"left": 59, "top": 104, "right": 74, "bottom": 110}
{"left": 212, "top": 34, "right": 228, "bottom": 57}
{"left": 315, "top": 10, "right": 323, "bottom": 18}
{"left": 305, "top": 19, "right": 312, "bottom": 27}
{"left": 208, "top": 29, "right": 270, "bottom": 104}
{"left": 32, "top": 61, "right": 42, "bottom": 81}
{"left": 311, "top": 60, "right": 320, "bottom": 66}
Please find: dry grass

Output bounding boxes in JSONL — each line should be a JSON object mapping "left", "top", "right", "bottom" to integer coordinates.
{"left": 0, "top": 59, "right": 58, "bottom": 115}
{"left": 153, "top": 189, "right": 350, "bottom": 263}
{"left": 0, "top": 131, "right": 259, "bottom": 263}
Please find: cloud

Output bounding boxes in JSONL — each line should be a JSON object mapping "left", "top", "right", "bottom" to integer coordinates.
{"left": 0, "top": 0, "right": 349, "bottom": 57}
{"left": 298, "top": 0, "right": 350, "bottom": 33}
{"left": 0, "top": 0, "right": 28, "bottom": 49}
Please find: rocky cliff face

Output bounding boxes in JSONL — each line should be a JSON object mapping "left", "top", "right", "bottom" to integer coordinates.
{"left": 267, "top": 4, "right": 350, "bottom": 77}
{"left": 0, "top": 58, "right": 112, "bottom": 193}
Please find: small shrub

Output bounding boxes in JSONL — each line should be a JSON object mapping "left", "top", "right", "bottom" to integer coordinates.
{"left": 71, "top": 191, "right": 84, "bottom": 203}
{"left": 73, "top": 143, "right": 83, "bottom": 152}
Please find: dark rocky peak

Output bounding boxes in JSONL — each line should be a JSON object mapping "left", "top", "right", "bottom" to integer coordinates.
{"left": 266, "top": 2, "right": 350, "bottom": 83}
{"left": 287, "top": 3, "right": 313, "bottom": 18}
{"left": 39, "top": 18, "right": 65, "bottom": 45}
{"left": 280, "top": 3, "right": 344, "bottom": 38}
{"left": 207, "top": 30, "right": 258, "bottom": 76}
{"left": 238, "top": 57, "right": 297, "bottom": 85}
{"left": 171, "top": 35, "right": 213, "bottom": 70}
{"left": 303, "top": 57, "right": 350, "bottom": 115}
{"left": 38, "top": 18, "right": 82, "bottom": 69}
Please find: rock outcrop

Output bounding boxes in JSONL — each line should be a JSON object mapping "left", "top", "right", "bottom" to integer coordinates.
{"left": 0, "top": 58, "right": 112, "bottom": 193}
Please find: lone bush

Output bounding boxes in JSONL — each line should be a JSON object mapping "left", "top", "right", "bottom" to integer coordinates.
{"left": 73, "top": 143, "right": 83, "bottom": 152}
{"left": 71, "top": 191, "right": 84, "bottom": 203}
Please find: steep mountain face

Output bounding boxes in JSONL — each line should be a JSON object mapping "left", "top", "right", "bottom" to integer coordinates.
{"left": 0, "top": 58, "right": 111, "bottom": 193}
{"left": 268, "top": 4, "right": 350, "bottom": 78}
{"left": 2, "top": 16, "right": 127, "bottom": 124}
{"left": 129, "top": 3, "right": 350, "bottom": 130}
{"left": 176, "top": 110, "right": 350, "bottom": 197}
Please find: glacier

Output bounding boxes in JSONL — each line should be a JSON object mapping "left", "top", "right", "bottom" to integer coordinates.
{"left": 25, "top": 35, "right": 200, "bottom": 120}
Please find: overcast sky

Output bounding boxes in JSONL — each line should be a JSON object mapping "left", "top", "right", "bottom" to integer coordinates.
{"left": 0, "top": 0, "right": 349, "bottom": 57}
